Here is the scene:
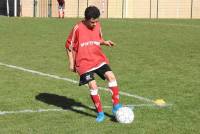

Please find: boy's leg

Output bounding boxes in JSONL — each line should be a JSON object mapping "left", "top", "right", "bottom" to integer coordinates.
{"left": 58, "top": 8, "right": 60, "bottom": 18}
{"left": 104, "top": 71, "right": 119, "bottom": 105}
{"left": 88, "top": 80, "right": 105, "bottom": 122}
{"left": 88, "top": 80, "right": 103, "bottom": 113}
{"left": 104, "top": 71, "right": 122, "bottom": 114}
{"left": 62, "top": 8, "right": 64, "bottom": 18}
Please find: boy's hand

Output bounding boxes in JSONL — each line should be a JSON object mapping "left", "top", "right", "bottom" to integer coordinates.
{"left": 101, "top": 40, "right": 115, "bottom": 47}
{"left": 69, "top": 63, "right": 76, "bottom": 72}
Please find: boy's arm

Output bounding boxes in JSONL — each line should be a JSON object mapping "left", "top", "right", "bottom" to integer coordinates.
{"left": 65, "top": 25, "right": 78, "bottom": 72}
{"left": 100, "top": 40, "right": 115, "bottom": 47}
{"left": 66, "top": 49, "right": 76, "bottom": 72}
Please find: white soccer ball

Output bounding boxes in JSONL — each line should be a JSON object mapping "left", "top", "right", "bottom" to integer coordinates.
{"left": 115, "top": 107, "right": 134, "bottom": 124}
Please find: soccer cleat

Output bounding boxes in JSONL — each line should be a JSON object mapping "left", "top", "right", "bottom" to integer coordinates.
{"left": 96, "top": 112, "right": 105, "bottom": 122}
{"left": 112, "top": 103, "right": 122, "bottom": 115}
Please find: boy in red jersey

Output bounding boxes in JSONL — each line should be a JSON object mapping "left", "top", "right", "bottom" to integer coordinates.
{"left": 57, "top": 0, "right": 65, "bottom": 18}
{"left": 65, "top": 6, "right": 122, "bottom": 122}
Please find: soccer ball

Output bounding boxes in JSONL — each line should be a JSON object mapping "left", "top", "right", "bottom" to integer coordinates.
{"left": 115, "top": 107, "right": 134, "bottom": 124}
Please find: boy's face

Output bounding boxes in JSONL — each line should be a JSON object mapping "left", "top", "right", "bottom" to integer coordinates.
{"left": 85, "top": 18, "right": 99, "bottom": 29}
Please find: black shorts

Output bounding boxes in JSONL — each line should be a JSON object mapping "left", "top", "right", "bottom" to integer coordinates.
{"left": 79, "top": 64, "right": 112, "bottom": 86}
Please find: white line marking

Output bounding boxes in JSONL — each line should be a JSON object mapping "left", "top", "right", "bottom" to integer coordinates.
{"left": 0, "top": 62, "right": 158, "bottom": 104}
{"left": 0, "top": 62, "right": 78, "bottom": 84}
{"left": 0, "top": 109, "right": 66, "bottom": 115}
{"left": 98, "top": 87, "right": 154, "bottom": 103}
{"left": 0, "top": 103, "right": 168, "bottom": 116}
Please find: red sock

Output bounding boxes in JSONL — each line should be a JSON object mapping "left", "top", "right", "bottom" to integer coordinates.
{"left": 62, "top": 11, "right": 64, "bottom": 18}
{"left": 90, "top": 94, "right": 103, "bottom": 112}
{"left": 109, "top": 86, "right": 120, "bottom": 105}
{"left": 58, "top": 12, "right": 60, "bottom": 18}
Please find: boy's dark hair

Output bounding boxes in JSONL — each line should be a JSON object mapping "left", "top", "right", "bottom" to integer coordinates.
{"left": 84, "top": 6, "right": 100, "bottom": 20}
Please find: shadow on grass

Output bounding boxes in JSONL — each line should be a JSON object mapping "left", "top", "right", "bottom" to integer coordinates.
{"left": 35, "top": 92, "right": 115, "bottom": 121}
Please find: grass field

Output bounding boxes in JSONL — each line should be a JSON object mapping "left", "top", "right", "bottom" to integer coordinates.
{"left": 0, "top": 17, "right": 200, "bottom": 134}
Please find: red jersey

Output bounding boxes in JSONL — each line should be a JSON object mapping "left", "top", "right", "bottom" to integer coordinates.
{"left": 65, "top": 21, "right": 109, "bottom": 75}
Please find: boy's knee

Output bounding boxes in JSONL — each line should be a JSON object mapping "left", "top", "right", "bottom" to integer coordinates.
{"left": 105, "top": 71, "right": 116, "bottom": 82}
{"left": 88, "top": 80, "right": 98, "bottom": 89}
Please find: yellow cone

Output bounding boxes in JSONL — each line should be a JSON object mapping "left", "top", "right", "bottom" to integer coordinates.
{"left": 154, "top": 99, "right": 166, "bottom": 107}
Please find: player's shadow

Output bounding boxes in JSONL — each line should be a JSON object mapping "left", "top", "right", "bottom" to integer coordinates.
{"left": 35, "top": 92, "right": 113, "bottom": 120}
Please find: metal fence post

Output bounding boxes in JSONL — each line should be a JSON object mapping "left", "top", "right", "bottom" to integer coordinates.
{"left": 191, "top": 0, "right": 193, "bottom": 19}
{"left": 48, "top": 0, "right": 52, "bottom": 17}
{"left": 156, "top": 0, "right": 159, "bottom": 19}
{"left": 107, "top": 0, "right": 108, "bottom": 18}
{"left": 122, "top": 0, "right": 124, "bottom": 18}
{"left": 87, "top": 0, "right": 88, "bottom": 7}
{"left": 150, "top": 0, "right": 152, "bottom": 18}
{"left": 14, "top": 0, "right": 17, "bottom": 16}
{"left": 77, "top": 0, "right": 79, "bottom": 18}
{"left": 7, "top": 0, "right": 10, "bottom": 17}
{"left": 33, "top": 0, "right": 36, "bottom": 17}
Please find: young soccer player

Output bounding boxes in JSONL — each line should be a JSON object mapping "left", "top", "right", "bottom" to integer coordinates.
{"left": 65, "top": 6, "right": 122, "bottom": 122}
{"left": 57, "top": 0, "right": 65, "bottom": 18}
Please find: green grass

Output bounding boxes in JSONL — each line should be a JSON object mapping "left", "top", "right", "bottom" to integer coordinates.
{"left": 0, "top": 17, "right": 200, "bottom": 134}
